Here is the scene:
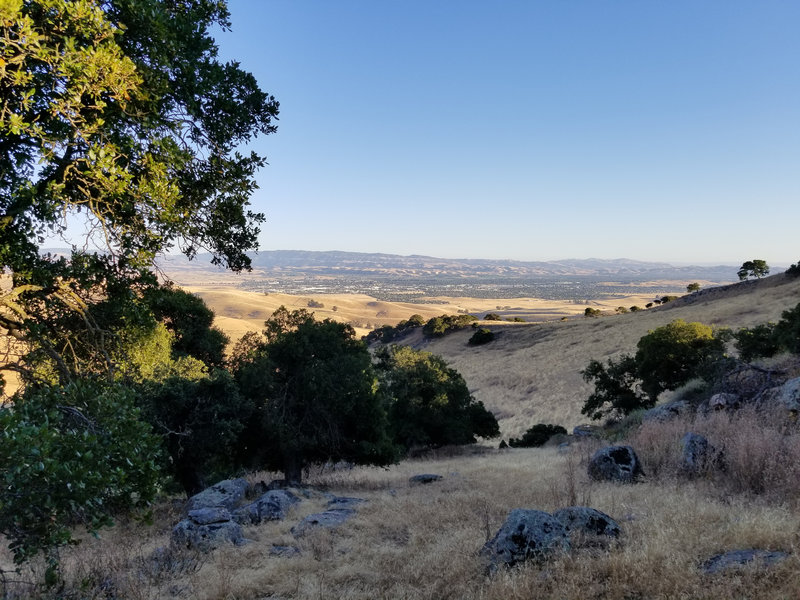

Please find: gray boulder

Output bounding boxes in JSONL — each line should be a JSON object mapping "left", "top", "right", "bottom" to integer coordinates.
{"left": 409, "top": 474, "right": 443, "bottom": 485}
{"left": 700, "top": 393, "right": 741, "bottom": 414}
{"left": 186, "top": 478, "right": 251, "bottom": 512}
{"left": 480, "top": 509, "right": 570, "bottom": 569}
{"left": 756, "top": 377, "right": 800, "bottom": 413}
{"left": 551, "top": 506, "right": 620, "bottom": 548}
{"left": 642, "top": 400, "right": 689, "bottom": 423}
{"left": 680, "top": 432, "right": 721, "bottom": 476}
{"left": 572, "top": 424, "right": 600, "bottom": 438}
{"left": 186, "top": 507, "right": 232, "bottom": 525}
{"left": 171, "top": 515, "right": 245, "bottom": 551}
{"left": 233, "top": 489, "right": 300, "bottom": 525}
{"left": 588, "top": 445, "right": 644, "bottom": 483}
{"left": 701, "top": 549, "right": 789, "bottom": 574}
{"left": 291, "top": 508, "right": 356, "bottom": 537}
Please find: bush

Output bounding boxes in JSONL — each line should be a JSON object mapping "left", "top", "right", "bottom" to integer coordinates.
{"left": 469, "top": 328, "right": 495, "bottom": 345}
{"left": 422, "top": 314, "right": 478, "bottom": 338}
{"left": 0, "top": 380, "right": 162, "bottom": 564}
{"left": 483, "top": 313, "right": 501, "bottom": 321}
{"left": 787, "top": 261, "right": 800, "bottom": 277}
{"left": 508, "top": 424, "right": 567, "bottom": 448}
{"left": 581, "top": 355, "right": 651, "bottom": 420}
{"left": 307, "top": 299, "right": 324, "bottom": 308}
{"left": 635, "top": 319, "right": 726, "bottom": 400}
{"left": 584, "top": 307, "right": 602, "bottom": 318}
{"left": 774, "top": 302, "right": 800, "bottom": 355}
{"left": 734, "top": 323, "right": 780, "bottom": 362}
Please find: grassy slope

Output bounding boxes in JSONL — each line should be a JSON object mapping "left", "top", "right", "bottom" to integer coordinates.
{"left": 412, "top": 274, "right": 800, "bottom": 437}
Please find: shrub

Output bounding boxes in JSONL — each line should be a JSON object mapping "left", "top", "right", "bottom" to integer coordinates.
{"left": 483, "top": 313, "right": 501, "bottom": 321}
{"left": 584, "top": 307, "right": 602, "bottom": 318}
{"left": 734, "top": 323, "right": 780, "bottom": 362}
{"left": 469, "top": 328, "right": 495, "bottom": 345}
{"left": 508, "top": 424, "right": 567, "bottom": 448}
{"left": 422, "top": 314, "right": 478, "bottom": 338}
{"left": 787, "top": 261, "right": 800, "bottom": 277}
{"left": 307, "top": 299, "right": 324, "bottom": 308}
{"left": 630, "top": 306, "right": 643, "bottom": 312}
{"left": 0, "top": 380, "right": 162, "bottom": 564}
{"left": 615, "top": 306, "right": 629, "bottom": 314}
{"left": 581, "top": 355, "right": 651, "bottom": 420}
{"left": 773, "top": 302, "right": 800, "bottom": 355}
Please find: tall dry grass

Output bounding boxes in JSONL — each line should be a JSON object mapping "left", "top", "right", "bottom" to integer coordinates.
{"left": 5, "top": 431, "right": 800, "bottom": 599}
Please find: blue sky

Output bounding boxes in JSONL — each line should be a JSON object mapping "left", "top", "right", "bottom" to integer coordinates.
{"left": 215, "top": 1, "right": 799, "bottom": 265}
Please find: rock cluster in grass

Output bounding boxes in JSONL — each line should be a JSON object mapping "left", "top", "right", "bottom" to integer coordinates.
{"left": 170, "top": 478, "right": 365, "bottom": 553}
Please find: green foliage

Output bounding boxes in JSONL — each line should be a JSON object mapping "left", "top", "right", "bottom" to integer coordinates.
{"left": 307, "top": 299, "right": 324, "bottom": 308}
{"left": 738, "top": 259, "right": 770, "bottom": 281}
{"left": 615, "top": 306, "right": 629, "bottom": 314}
{"left": 422, "top": 314, "right": 478, "bottom": 338}
{"left": 508, "top": 424, "right": 567, "bottom": 448}
{"left": 630, "top": 306, "right": 643, "bottom": 312}
{"left": 787, "top": 261, "right": 800, "bottom": 277}
{"left": 0, "top": 379, "right": 161, "bottom": 564}
{"left": 143, "top": 285, "right": 228, "bottom": 368}
{"left": 468, "top": 327, "right": 495, "bottom": 346}
{"left": 375, "top": 346, "right": 499, "bottom": 451}
{"left": 234, "top": 307, "right": 397, "bottom": 483}
{"left": 484, "top": 312, "right": 501, "bottom": 321}
{"left": 138, "top": 369, "right": 250, "bottom": 496}
{"left": 584, "top": 307, "right": 602, "bottom": 317}
{"left": 774, "top": 302, "right": 800, "bottom": 355}
{"left": 581, "top": 355, "right": 650, "bottom": 420}
{"left": 364, "top": 314, "right": 428, "bottom": 344}
{"left": 634, "top": 320, "right": 726, "bottom": 400}
{"left": 659, "top": 295, "right": 679, "bottom": 303}
{"left": 687, "top": 282, "right": 701, "bottom": 293}
{"left": 734, "top": 323, "right": 781, "bottom": 362}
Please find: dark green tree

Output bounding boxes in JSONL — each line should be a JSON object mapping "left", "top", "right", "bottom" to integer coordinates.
{"left": 233, "top": 307, "right": 397, "bottom": 484}
{"left": 738, "top": 260, "right": 770, "bottom": 281}
{"left": 375, "top": 345, "right": 499, "bottom": 451}
{"left": 469, "top": 327, "right": 495, "bottom": 345}
{"left": 733, "top": 323, "right": 781, "bottom": 362}
{"left": 581, "top": 355, "right": 649, "bottom": 420}
{"left": 774, "top": 302, "right": 800, "bottom": 355}
{"left": 584, "top": 307, "right": 602, "bottom": 317}
{"left": 687, "top": 282, "right": 701, "bottom": 293}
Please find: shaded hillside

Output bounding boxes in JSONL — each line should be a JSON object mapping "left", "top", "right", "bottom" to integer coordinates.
{"left": 401, "top": 273, "right": 800, "bottom": 438}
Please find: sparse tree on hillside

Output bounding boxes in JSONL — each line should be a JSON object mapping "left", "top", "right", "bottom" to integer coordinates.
{"left": 687, "top": 282, "right": 701, "bottom": 293}
{"left": 738, "top": 260, "right": 770, "bottom": 281}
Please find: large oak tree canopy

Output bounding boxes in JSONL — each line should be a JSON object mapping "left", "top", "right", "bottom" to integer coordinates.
{"left": 0, "top": 0, "right": 278, "bottom": 382}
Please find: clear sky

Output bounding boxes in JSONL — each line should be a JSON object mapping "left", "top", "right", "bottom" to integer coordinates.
{"left": 214, "top": 1, "right": 799, "bottom": 266}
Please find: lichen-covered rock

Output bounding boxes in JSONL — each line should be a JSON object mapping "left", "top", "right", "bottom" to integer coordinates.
{"left": 701, "top": 549, "right": 789, "bottom": 574}
{"left": 409, "top": 474, "right": 443, "bottom": 485}
{"left": 186, "top": 478, "right": 251, "bottom": 512}
{"left": 551, "top": 506, "right": 620, "bottom": 548}
{"left": 756, "top": 377, "right": 800, "bottom": 413}
{"left": 233, "top": 489, "right": 300, "bottom": 525}
{"left": 187, "top": 507, "right": 232, "bottom": 525}
{"left": 480, "top": 509, "right": 570, "bottom": 569}
{"left": 588, "top": 446, "right": 644, "bottom": 483}
{"left": 171, "top": 518, "right": 245, "bottom": 551}
{"left": 679, "top": 432, "right": 722, "bottom": 477}
{"left": 291, "top": 509, "right": 356, "bottom": 537}
{"left": 700, "top": 393, "right": 741, "bottom": 414}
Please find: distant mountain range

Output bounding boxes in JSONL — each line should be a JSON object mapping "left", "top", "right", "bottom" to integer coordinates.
{"left": 157, "top": 250, "right": 741, "bottom": 282}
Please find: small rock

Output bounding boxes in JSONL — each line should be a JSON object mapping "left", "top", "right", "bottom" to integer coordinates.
{"left": 756, "top": 377, "right": 800, "bottom": 413}
{"left": 700, "top": 393, "right": 741, "bottom": 414}
{"left": 270, "top": 545, "right": 301, "bottom": 558}
{"left": 588, "top": 446, "right": 645, "bottom": 483}
{"left": 326, "top": 496, "right": 366, "bottom": 510}
{"left": 551, "top": 506, "right": 620, "bottom": 548}
{"left": 409, "top": 474, "right": 443, "bottom": 485}
{"left": 480, "top": 509, "right": 570, "bottom": 570}
{"left": 291, "top": 509, "right": 356, "bottom": 537}
{"left": 572, "top": 424, "right": 600, "bottom": 438}
{"left": 701, "top": 549, "right": 789, "bottom": 574}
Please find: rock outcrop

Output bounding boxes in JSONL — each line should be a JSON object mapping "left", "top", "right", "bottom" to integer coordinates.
{"left": 551, "top": 506, "right": 620, "bottom": 548}
{"left": 481, "top": 509, "right": 570, "bottom": 569}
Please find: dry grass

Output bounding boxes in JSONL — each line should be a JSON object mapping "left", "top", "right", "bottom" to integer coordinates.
{"left": 5, "top": 438, "right": 800, "bottom": 599}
